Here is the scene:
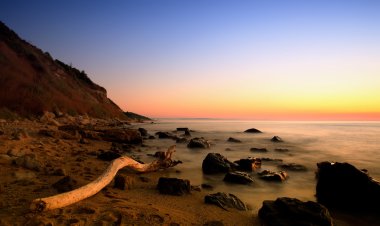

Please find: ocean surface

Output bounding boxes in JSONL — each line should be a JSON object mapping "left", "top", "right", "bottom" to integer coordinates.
{"left": 132, "top": 119, "right": 380, "bottom": 225}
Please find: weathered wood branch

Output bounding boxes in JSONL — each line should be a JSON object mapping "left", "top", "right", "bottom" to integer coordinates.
{"left": 30, "top": 145, "right": 180, "bottom": 212}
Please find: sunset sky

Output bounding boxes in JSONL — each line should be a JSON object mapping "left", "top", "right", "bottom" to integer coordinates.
{"left": 1, "top": 1, "right": 380, "bottom": 120}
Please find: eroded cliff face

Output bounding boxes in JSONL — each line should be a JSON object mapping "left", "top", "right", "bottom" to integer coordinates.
{"left": 0, "top": 21, "right": 126, "bottom": 119}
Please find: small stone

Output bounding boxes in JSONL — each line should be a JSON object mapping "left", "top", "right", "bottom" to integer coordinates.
{"left": 258, "top": 170, "right": 288, "bottom": 182}
{"left": 52, "top": 168, "right": 66, "bottom": 176}
{"left": 275, "top": 148, "right": 289, "bottom": 152}
{"left": 234, "top": 157, "right": 262, "bottom": 172}
{"left": 271, "top": 136, "right": 283, "bottom": 142}
{"left": 52, "top": 176, "right": 77, "bottom": 193}
{"left": 113, "top": 174, "right": 135, "bottom": 190}
{"left": 157, "top": 177, "right": 191, "bottom": 196}
{"left": 250, "top": 147, "right": 268, "bottom": 152}
{"left": 227, "top": 137, "right": 241, "bottom": 143}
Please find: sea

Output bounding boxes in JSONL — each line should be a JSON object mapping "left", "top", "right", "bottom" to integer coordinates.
{"left": 132, "top": 119, "right": 380, "bottom": 225}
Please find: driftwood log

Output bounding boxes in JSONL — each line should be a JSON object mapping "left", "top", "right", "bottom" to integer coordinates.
{"left": 30, "top": 145, "right": 180, "bottom": 212}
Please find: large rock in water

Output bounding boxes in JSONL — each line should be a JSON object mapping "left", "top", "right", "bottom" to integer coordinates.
{"left": 234, "top": 157, "right": 262, "bottom": 172}
{"left": 223, "top": 171, "right": 254, "bottom": 184}
{"left": 202, "top": 153, "right": 235, "bottom": 174}
{"left": 316, "top": 161, "right": 380, "bottom": 210}
{"left": 244, "top": 128, "right": 262, "bottom": 133}
{"left": 187, "top": 137, "right": 210, "bottom": 149}
{"left": 101, "top": 129, "right": 142, "bottom": 144}
{"left": 205, "top": 192, "right": 247, "bottom": 211}
{"left": 258, "top": 197, "right": 333, "bottom": 226}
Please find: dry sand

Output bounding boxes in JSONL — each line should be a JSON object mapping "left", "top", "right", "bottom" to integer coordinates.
{"left": 0, "top": 119, "right": 257, "bottom": 225}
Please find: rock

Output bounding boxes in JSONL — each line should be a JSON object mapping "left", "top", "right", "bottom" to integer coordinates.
{"left": 223, "top": 171, "right": 254, "bottom": 184}
{"left": 0, "top": 130, "right": 4, "bottom": 135}
{"left": 11, "top": 129, "right": 29, "bottom": 140}
{"left": 244, "top": 128, "right": 262, "bottom": 133}
{"left": 260, "top": 158, "right": 283, "bottom": 163}
{"left": 157, "top": 177, "right": 191, "bottom": 196}
{"left": 14, "top": 154, "right": 41, "bottom": 171}
{"left": 250, "top": 147, "right": 268, "bottom": 152}
{"left": 316, "top": 161, "right": 380, "bottom": 210}
{"left": 275, "top": 148, "right": 289, "bottom": 152}
{"left": 114, "top": 174, "right": 135, "bottom": 190}
{"left": 184, "top": 129, "right": 191, "bottom": 136}
{"left": 279, "top": 163, "right": 307, "bottom": 171}
{"left": 258, "top": 197, "right": 333, "bottom": 226}
{"left": 271, "top": 136, "right": 283, "bottom": 142}
{"left": 227, "top": 137, "right": 241, "bottom": 143}
{"left": 156, "top": 131, "right": 176, "bottom": 139}
{"left": 148, "top": 151, "right": 166, "bottom": 159}
{"left": 138, "top": 128, "right": 148, "bottom": 137}
{"left": 234, "top": 157, "right": 261, "bottom": 172}
{"left": 175, "top": 137, "right": 188, "bottom": 143}
{"left": 187, "top": 137, "right": 210, "bottom": 149}
{"left": 176, "top": 128, "right": 189, "bottom": 132}
{"left": 205, "top": 192, "right": 247, "bottom": 211}
{"left": 148, "top": 135, "right": 155, "bottom": 139}
{"left": 225, "top": 148, "right": 234, "bottom": 151}
{"left": 102, "top": 129, "right": 143, "bottom": 144}
{"left": 202, "top": 153, "right": 235, "bottom": 174}
{"left": 52, "top": 176, "right": 77, "bottom": 193}
{"left": 97, "top": 151, "right": 121, "bottom": 161}
{"left": 258, "top": 170, "right": 288, "bottom": 182}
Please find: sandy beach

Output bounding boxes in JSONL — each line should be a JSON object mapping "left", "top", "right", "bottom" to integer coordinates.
{"left": 0, "top": 118, "right": 256, "bottom": 225}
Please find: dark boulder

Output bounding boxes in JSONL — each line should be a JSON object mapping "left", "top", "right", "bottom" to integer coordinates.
{"left": 176, "top": 128, "right": 189, "bottom": 132}
{"left": 147, "top": 151, "right": 166, "bottom": 160}
{"left": 227, "top": 137, "right": 241, "bottom": 143}
{"left": 244, "top": 128, "right": 262, "bottom": 133}
{"left": 176, "top": 137, "right": 188, "bottom": 143}
{"left": 316, "top": 161, "right": 380, "bottom": 210}
{"left": 250, "top": 147, "right": 268, "bottom": 152}
{"left": 271, "top": 136, "right": 283, "bottom": 142}
{"left": 224, "top": 171, "right": 254, "bottom": 184}
{"left": 202, "top": 153, "right": 235, "bottom": 174}
{"left": 258, "top": 197, "right": 333, "bottom": 226}
{"left": 101, "top": 129, "right": 142, "bottom": 144}
{"left": 187, "top": 137, "right": 210, "bottom": 149}
{"left": 155, "top": 131, "right": 176, "bottom": 139}
{"left": 52, "top": 176, "right": 77, "bottom": 193}
{"left": 258, "top": 170, "right": 288, "bottom": 182}
{"left": 279, "top": 163, "right": 307, "bottom": 171}
{"left": 138, "top": 128, "right": 148, "bottom": 137}
{"left": 275, "top": 148, "right": 289, "bottom": 152}
{"left": 234, "top": 157, "right": 261, "bottom": 172}
{"left": 157, "top": 177, "right": 191, "bottom": 196}
{"left": 205, "top": 192, "right": 247, "bottom": 211}
{"left": 97, "top": 151, "right": 121, "bottom": 161}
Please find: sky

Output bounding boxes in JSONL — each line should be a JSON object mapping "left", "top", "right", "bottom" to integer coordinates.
{"left": 1, "top": 0, "right": 380, "bottom": 120}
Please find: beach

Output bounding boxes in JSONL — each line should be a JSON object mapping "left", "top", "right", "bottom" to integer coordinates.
{"left": 0, "top": 118, "right": 379, "bottom": 225}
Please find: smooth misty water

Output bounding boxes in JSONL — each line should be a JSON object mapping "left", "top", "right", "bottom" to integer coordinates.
{"left": 132, "top": 119, "right": 380, "bottom": 225}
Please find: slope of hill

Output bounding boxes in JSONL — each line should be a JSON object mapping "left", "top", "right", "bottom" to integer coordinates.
{"left": 0, "top": 21, "right": 127, "bottom": 119}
